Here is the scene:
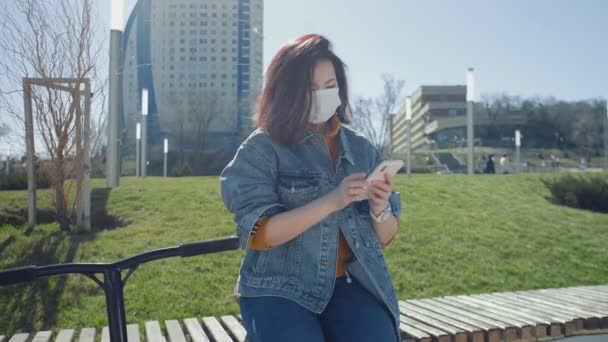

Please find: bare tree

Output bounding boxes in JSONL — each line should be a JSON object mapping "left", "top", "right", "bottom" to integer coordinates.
{"left": 167, "top": 92, "right": 187, "bottom": 164}
{"left": 186, "top": 91, "right": 222, "bottom": 166}
{"left": 0, "top": 0, "right": 106, "bottom": 231}
{"left": 0, "top": 122, "right": 9, "bottom": 139}
{"left": 350, "top": 74, "right": 405, "bottom": 156}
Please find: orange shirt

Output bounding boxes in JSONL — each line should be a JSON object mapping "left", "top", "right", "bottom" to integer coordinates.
{"left": 247, "top": 115, "right": 397, "bottom": 276}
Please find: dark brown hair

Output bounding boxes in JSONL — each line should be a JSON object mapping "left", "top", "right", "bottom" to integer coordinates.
{"left": 253, "top": 34, "right": 352, "bottom": 146}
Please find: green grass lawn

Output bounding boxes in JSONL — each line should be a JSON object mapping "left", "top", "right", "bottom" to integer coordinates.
{"left": 1, "top": 174, "right": 607, "bottom": 335}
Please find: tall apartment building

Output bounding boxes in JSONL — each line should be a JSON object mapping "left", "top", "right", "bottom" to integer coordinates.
{"left": 121, "top": 0, "right": 263, "bottom": 154}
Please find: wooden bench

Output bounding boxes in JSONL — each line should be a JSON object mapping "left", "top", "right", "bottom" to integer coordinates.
{"left": 2, "top": 284, "right": 607, "bottom": 341}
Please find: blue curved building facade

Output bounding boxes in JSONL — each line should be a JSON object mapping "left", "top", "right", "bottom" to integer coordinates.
{"left": 121, "top": 0, "right": 263, "bottom": 156}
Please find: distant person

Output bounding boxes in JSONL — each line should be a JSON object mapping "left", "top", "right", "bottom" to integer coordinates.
{"left": 479, "top": 154, "right": 487, "bottom": 174}
{"left": 484, "top": 154, "right": 496, "bottom": 174}
{"left": 220, "top": 35, "right": 401, "bottom": 342}
{"left": 579, "top": 157, "right": 587, "bottom": 170}
{"left": 499, "top": 154, "right": 509, "bottom": 174}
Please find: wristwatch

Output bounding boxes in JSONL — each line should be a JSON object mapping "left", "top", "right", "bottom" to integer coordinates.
{"left": 370, "top": 202, "right": 392, "bottom": 223}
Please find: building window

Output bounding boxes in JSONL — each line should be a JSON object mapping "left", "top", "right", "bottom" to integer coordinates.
{"left": 448, "top": 109, "right": 459, "bottom": 117}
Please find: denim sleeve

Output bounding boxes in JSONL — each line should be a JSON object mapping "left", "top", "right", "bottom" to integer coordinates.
{"left": 220, "top": 137, "right": 286, "bottom": 250}
{"left": 371, "top": 147, "right": 402, "bottom": 219}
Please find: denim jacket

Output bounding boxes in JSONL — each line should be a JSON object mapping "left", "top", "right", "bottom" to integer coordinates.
{"left": 220, "top": 125, "right": 402, "bottom": 339}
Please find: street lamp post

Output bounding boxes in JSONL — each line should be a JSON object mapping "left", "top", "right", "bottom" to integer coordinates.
{"left": 604, "top": 99, "right": 608, "bottom": 170}
{"left": 515, "top": 130, "right": 522, "bottom": 173}
{"left": 135, "top": 122, "right": 141, "bottom": 177}
{"left": 163, "top": 138, "right": 168, "bottom": 178}
{"left": 466, "top": 68, "right": 476, "bottom": 175}
{"left": 106, "top": 0, "right": 123, "bottom": 188}
{"left": 141, "top": 88, "right": 148, "bottom": 178}
{"left": 405, "top": 96, "right": 413, "bottom": 176}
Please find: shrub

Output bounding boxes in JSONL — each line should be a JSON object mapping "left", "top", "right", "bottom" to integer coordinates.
{"left": 171, "top": 161, "right": 192, "bottom": 177}
{"left": 0, "top": 172, "right": 50, "bottom": 190}
{"left": 542, "top": 174, "right": 608, "bottom": 213}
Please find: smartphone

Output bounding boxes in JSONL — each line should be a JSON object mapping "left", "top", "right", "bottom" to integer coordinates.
{"left": 366, "top": 160, "right": 404, "bottom": 183}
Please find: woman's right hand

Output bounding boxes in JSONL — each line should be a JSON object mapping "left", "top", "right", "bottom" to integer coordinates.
{"left": 328, "top": 172, "right": 369, "bottom": 211}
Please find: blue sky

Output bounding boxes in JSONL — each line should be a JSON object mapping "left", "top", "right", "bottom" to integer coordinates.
{"left": 1, "top": 1, "right": 606, "bottom": 156}
{"left": 103, "top": 0, "right": 608, "bottom": 101}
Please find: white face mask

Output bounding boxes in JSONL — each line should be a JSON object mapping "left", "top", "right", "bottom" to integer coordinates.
{"left": 309, "top": 88, "right": 341, "bottom": 124}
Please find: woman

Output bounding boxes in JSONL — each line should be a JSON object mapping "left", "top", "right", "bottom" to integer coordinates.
{"left": 220, "top": 34, "right": 402, "bottom": 342}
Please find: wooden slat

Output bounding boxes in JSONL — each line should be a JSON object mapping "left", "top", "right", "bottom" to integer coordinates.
{"left": 55, "top": 329, "right": 75, "bottom": 342}
{"left": 399, "top": 315, "right": 451, "bottom": 341}
{"left": 400, "top": 300, "right": 482, "bottom": 333}
{"left": 477, "top": 294, "right": 566, "bottom": 337}
{"left": 525, "top": 290, "right": 608, "bottom": 317}
{"left": 399, "top": 302, "right": 469, "bottom": 342}
{"left": 165, "top": 320, "right": 187, "bottom": 342}
{"left": 127, "top": 324, "right": 140, "bottom": 342}
{"left": 7, "top": 334, "right": 28, "bottom": 342}
{"left": 183, "top": 318, "right": 211, "bottom": 342}
{"left": 202, "top": 316, "right": 232, "bottom": 342}
{"left": 32, "top": 331, "right": 52, "bottom": 342}
{"left": 510, "top": 291, "right": 606, "bottom": 318}
{"left": 101, "top": 326, "right": 109, "bottom": 342}
{"left": 462, "top": 296, "right": 562, "bottom": 338}
{"left": 220, "top": 315, "right": 247, "bottom": 342}
{"left": 520, "top": 291, "right": 608, "bottom": 317}
{"left": 454, "top": 296, "right": 551, "bottom": 325}
{"left": 399, "top": 321, "right": 431, "bottom": 342}
{"left": 482, "top": 293, "right": 574, "bottom": 322}
{"left": 424, "top": 297, "right": 508, "bottom": 329}
{"left": 400, "top": 314, "right": 452, "bottom": 342}
{"left": 494, "top": 291, "right": 586, "bottom": 333}
{"left": 587, "top": 285, "right": 608, "bottom": 294}
{"left": 547, "top": 287, "right": 608, "bottom": 307}
{"left": 432, "top": 296, "right": 518, "bottom": 342}
{"left": 495, "top": 292, "right": 581, "bottom": 318}
{"left": 7, "top": 334, "right": 29, "bottom": 342}
{"left": 537, "top": 289, "right": 608, "bottom": 310}
{"left": 562, "top": 287, "right": 608, "bottom": 303}
{"left": 402, "top": 300, "right": 489, "bottom": 342}
{"left": 575, "top": 286, "right": 608, "bottom": 297}
{"left": 144, "top": 321, "right": 163, "bottom": 342}
{"left": 399, "top": 301, "right": 485, "bottom": 342}
{"left": 78, "top": 328, "right": 96, "bottom": 342}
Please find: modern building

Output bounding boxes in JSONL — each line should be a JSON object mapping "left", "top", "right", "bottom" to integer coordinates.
{"left": 121, "top": 0, "right": 263, "bottom": 154}
{"left": 390, "top": 85, "right": 527, "bottom": 152}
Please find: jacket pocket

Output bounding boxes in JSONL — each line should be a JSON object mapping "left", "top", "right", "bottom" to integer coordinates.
{"left": 277, "top": 170, "right": 321, "bottom": 207}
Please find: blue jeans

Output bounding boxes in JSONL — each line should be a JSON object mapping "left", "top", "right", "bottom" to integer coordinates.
{"left": 239, "top": 276, "right": 399, "bottom": 342}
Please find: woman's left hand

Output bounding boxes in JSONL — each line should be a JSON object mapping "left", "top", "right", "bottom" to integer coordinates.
{"left": 368, "top": 172, "right": 393, "bottom": 216}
